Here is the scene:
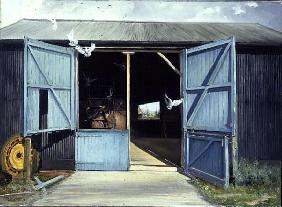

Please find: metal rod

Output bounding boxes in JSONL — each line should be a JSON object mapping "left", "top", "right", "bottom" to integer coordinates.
{"left": 157, "top": 52, "right": 181, "bottom": 76}
{"left": 34, "top": 175, "right": 65, "bottom": 190}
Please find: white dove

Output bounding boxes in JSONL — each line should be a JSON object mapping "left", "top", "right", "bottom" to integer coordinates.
{"left": 48, "top": 18, "right": 57, "bottom": 31}
{"left": 66, "top": 29, "right": 78, "bottom": 47}
{"left": 164, "top": 94, "right": 183, "bottom": 110}
{"left": 75, "top": 43, "right": 96, "bottom": 57}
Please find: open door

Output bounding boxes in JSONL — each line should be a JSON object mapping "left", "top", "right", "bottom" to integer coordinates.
{"left": 182, "top": 37, "right": 236, "bottom": 187}
{"left": 23, "top": 37, "right": 77, "bottom": 136}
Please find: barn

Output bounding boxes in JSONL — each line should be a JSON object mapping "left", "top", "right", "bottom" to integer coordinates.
{"left": 0, "top": 19, "right": 281, "bottom": 187}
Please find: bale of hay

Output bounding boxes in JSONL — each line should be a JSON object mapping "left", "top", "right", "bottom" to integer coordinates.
{"left": 114, "top": 111, "right": 126, "bottom": 130}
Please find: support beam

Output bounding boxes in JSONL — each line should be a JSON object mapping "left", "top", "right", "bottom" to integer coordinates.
{"left": 123, "top": 51, "right": 134, "bottom": 169}
{"left": 123, "top": 52, "right": 134, "bottom": 130}
{"left": 24, "top": 138, "right": 31, "bottom": 180}
{"left": 127, "top": 53, "right": 131, "bottom": 130}
{"left": 157, "top": 52, "right": 181, "bottom": 76}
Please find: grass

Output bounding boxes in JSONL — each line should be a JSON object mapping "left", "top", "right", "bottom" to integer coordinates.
{"left": 193, "top": 179, "right": 281, "bottom": 206}
{"left": 192, "top": 160, "right": 281, "bottom": 207}
{"left": 0, "top": 174, "right": 34, "bottom": 195}
{"left": 0, "top": 170, "right": 73, "bottom": 195}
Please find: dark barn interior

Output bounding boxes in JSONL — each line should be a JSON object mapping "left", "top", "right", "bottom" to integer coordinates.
{"left": 78, "top": 52, "right": 127, "bottom": 130}
{"left": 130, "top": 53, "right": 182, "bottom": 166}
{"left": 77, "top": 51, "right": 182, "bottom": 166}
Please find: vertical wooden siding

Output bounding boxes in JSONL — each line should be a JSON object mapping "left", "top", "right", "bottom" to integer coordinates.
{"left": 76, "top": 130, "right": 129, "bottom": 171}
{"left": 237, "top": 54, "right": 282, "bottom": 160}
{"left": 0, "top": 44, "right": 24, "bottom": 147}
{"left": 24, "top": 39, "right": 76, "bottom": 135}
{"left": 32, "top": 130, "right": 75, "bottom": 170}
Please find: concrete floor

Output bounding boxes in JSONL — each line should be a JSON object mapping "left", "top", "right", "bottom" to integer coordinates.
{"left": 33, "top": 143, "right": 209, "bottom": 206}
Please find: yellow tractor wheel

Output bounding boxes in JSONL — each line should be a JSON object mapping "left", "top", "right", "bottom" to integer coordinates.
{"left": 0, "top": 135, "right": 40, "bottom": 177}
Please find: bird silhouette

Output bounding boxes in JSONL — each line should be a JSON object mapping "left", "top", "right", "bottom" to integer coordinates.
{"left": 82, "top": 72, "right": 97, "bottom": 87}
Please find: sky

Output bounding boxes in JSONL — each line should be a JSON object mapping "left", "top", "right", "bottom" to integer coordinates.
{"left": 1, "top": 0, "right": 282, "bottom": 32}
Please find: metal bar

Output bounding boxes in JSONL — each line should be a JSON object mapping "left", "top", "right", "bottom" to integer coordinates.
{"left": 188, "top": 140, "right": 213, "bottom": 167}
{"left": 157, "top": 52, "right": 181, "bottom": 76}
{"left": 34, "top": 175, "right": 65, "bottom": 190}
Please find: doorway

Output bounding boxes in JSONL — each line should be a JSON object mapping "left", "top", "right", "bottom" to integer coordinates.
{"left": 129, "top": 52, "right": 182, "bottom": 169}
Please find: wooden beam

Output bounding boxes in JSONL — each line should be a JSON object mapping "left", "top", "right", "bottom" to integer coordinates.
{"left": 123, "top": 52, "right": 134, "bottom": 129}
{"left": 24, "top": 138, "right": 31, "bottom": 180}
{"left": 157, "top": 52, "right": 181, "bottom": 76}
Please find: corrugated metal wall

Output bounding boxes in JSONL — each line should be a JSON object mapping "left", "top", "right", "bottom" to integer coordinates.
{"left": 237, "top": 53, "right": 282, "bottom": 160}
{"left": 32, "top": 130, "right": 75, "bottom": 170}
{"left": 0, "top": 44, "right": 24, "bottom": 147}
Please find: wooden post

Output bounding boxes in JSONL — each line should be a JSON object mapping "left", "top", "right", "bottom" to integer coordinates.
{"left": 126, "top": 53, "right": 131, "bottom": 130}
{"left": 24, "top": 138, "right": 31, "bottom": 180}
{"left": 232, "top": 136, "right": 238, "bottom": 185}
{"left": 123, "top": 51, "right": 134, "bottom": 169}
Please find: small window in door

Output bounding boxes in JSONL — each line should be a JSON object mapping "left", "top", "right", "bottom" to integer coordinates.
{"left": 39, "top": 89, "right": 48, "bottom": 129}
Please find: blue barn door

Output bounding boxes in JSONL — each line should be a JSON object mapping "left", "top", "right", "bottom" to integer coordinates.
{"left": 182, "top": 37, "right": 236, "bottom": 187}
{"left": 24, "top": 37, "right": 76, "bottom": 136}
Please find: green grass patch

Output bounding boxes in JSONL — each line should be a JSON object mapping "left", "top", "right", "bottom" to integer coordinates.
{"left": 192, "top": 160, "right": 281, "bottom": 206}
{"left": 193, "top": 179, "right": 281, "bottom": 206}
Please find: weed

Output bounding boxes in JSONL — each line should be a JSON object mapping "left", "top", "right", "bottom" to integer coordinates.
{"left": 235, "top": 160, "right": 281, "bottom": 186}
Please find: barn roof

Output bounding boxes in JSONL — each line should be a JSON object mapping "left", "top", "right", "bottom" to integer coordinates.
{"left": 1, "top": 19, "right": 282, "bottom": 46}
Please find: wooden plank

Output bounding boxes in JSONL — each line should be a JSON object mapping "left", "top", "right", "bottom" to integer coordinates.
{"left": 75, "top": 130, "right": 129, "bottom": 171}
{"left": 188, "top": 140, "right": 213, "bottom": 167}
{"left": 24, "top": 38, "right": 74, "bottom": 134}
{"left": 157, "top": 52, "right": 181, "bottom": 76}
{"left": 187, "top": 42, "right": 231, "bottom": 126}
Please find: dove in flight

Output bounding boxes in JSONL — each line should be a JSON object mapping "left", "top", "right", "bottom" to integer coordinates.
{"left": 164, "top": 94, "right": 183, "bottom": 110}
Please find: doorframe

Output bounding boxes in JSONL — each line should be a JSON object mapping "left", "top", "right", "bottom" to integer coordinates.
{"left": 75, "top": 48, "right": 184, "bottom": 170}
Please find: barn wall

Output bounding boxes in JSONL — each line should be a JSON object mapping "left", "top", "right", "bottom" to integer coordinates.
{"left": 0, "top": 44, "right": 24, "bottom": 147}
{"left": 32, "top": 130, "right": 75, "bottom": 170}
{"left": 237, "top": 52, "right": 282, "bottom": 160}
